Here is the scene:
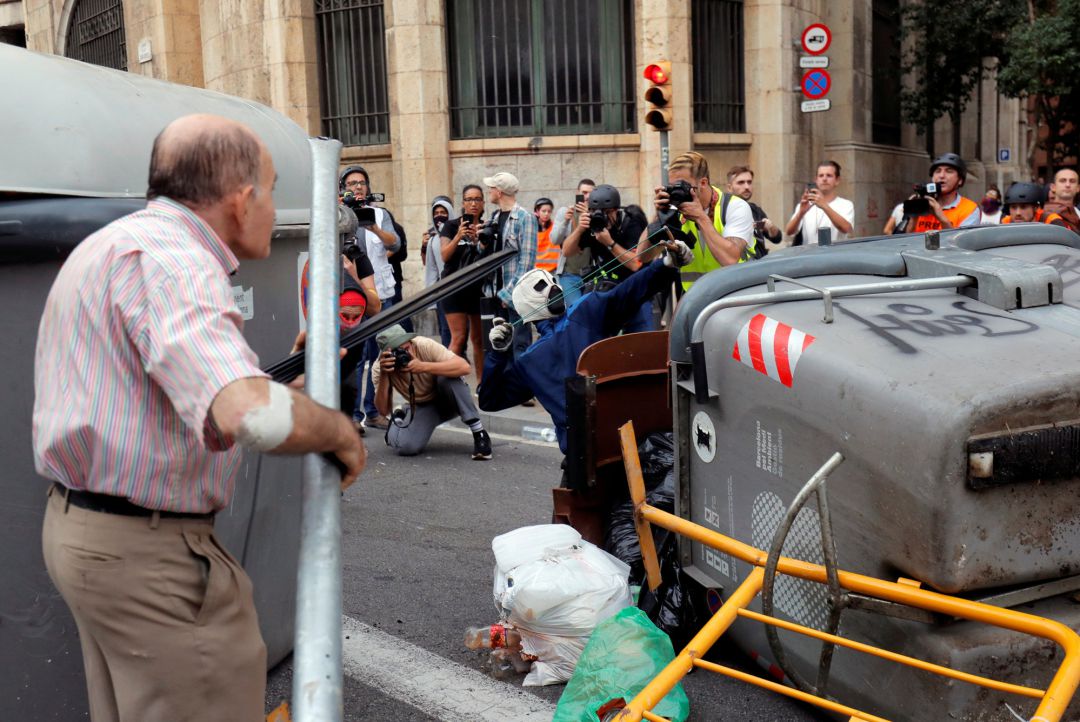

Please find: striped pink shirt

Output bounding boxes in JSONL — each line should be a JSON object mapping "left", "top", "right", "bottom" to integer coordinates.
{"left": 33, "top": 198, "right": 268, "bottom": 513}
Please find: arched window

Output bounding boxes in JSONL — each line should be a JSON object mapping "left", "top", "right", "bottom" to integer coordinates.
{"left": 64, "top": 0, "right": 128, "bottom": 71}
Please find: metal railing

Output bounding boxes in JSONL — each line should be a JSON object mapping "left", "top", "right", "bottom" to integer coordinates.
{"left": 315, "top": 0, "right": 390, "bottom": 146}
{"left": 65, "top": 0, "right": 127, "bottom": 71}
{"left": 447, "top": 0, "right": 635, "bottom": 138}
{"left": 608, "top": 421, "right": 1080, "bottom": 722}
{"left": 691, "top": 0, "right": 745, "bottom": 133}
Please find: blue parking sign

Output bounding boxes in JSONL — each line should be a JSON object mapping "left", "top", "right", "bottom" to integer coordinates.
{"left": 998, "top": 148, "right": 1011, "bottom": 163}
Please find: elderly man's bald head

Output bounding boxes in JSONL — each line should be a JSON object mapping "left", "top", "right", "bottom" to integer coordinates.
{"left": 147, "top": 114, "right": 266, "bottom": 207}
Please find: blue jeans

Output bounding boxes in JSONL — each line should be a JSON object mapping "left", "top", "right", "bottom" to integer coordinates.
{"left": 559, "top": 273, "right": 584, "bottom": 306}
{"left": 358, "top": 296, "right": 395, "bottom": 420}
{"left": 436, "top": 302, "right": 452, "bottom": 347}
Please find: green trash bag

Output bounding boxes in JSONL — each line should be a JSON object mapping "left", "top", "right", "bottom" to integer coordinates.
{"left": 553, "top": 606, "right": 690, "bottom": 722}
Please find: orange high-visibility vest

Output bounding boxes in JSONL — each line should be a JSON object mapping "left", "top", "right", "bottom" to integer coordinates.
{"left": 911, "top": 196, "right": 979, "bottom": 232}
{"left": 1002, "top": 208, "right": 1064, "bottom": 225}
{"left": 535, "top": 224, "right": 560, "bottom": 272}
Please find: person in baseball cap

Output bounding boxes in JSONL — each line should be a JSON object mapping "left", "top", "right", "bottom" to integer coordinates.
{"left": 483, "top": 172, "right": 520, "bottom": 195}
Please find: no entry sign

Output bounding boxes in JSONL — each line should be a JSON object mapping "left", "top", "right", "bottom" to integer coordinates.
{"left": 801, "top": 23, "right": 831, "bottom": 55}
{"left": 801, "top": 69, "right": 831, "bottom": 99}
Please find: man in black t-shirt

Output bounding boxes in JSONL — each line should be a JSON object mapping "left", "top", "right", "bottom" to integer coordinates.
{"left": 560, "top": 184, "right": 652, "bottom": 332}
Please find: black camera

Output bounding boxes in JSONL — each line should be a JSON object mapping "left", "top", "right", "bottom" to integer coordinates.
{"left": 342, "top": 236, "right": 365, "bottom": 263}
{"left": 664, "top": 180, "right": 694, "bottom": 208}
{"left": 392, "top": 346, "right": 413, "bottom": 371}
{"left": 340, "top": 191, "right": 386, "bottom": 207}
{"left": 588, "top": 209, "right": 608, "bottom": 234}
{"left": 477, "top": 218, "right": 500, "bottom": 247}
{"left": 903, "top": 182, "right": 940, "bottom": 217}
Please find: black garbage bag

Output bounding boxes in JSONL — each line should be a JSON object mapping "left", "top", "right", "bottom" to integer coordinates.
{"left": 604, "top": 432, "right": 698, "bottom": 642}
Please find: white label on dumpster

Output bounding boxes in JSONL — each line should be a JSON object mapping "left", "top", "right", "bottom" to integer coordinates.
{"left": 755, "top": 421, "right": 784, "bottom": 477}
{"left": 692, "top": 411, "right": 717, "bottom": 463}
{"left": 232, "top": 285, "right": 254, "bottom": 321}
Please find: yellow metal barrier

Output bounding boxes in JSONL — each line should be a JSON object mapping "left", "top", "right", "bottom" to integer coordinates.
{"left": 609, "top": 422, "right": 1080, "bottom": 722}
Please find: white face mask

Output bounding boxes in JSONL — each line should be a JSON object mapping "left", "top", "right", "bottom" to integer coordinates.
{"left": 513, "top": 269, "right": 565, "bottom": 321}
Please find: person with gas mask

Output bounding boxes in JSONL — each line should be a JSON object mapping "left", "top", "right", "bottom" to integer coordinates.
{"left": 423, "top": 195, "right": 455, "bottom": 346}
{"left": 560, "top": 183, "right": 652, "bottom": 331}
{"left": 477, "top": 240, "right": 693, "bottom": 454}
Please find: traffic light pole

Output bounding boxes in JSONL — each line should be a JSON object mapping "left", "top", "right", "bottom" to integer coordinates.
{"left": 660, "top": 129, "right": 669, "bottom": 186}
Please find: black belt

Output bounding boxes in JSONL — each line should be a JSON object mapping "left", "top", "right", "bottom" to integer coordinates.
{"left": 55, "top": 484, "right": 215, "bottom": 521}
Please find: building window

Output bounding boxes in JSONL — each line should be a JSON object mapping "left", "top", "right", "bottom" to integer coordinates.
{"left": 64, "top": 0, "right": 127, "bottom": 70}
{"left": 447, "top": 0, "right": 635, "bottom": 139}
{"left": 315, "top": 0, "right": 390, "bottom": 146}
{"left": 692, "top": 0, "right": 745, "bottom": 133}
{"left": 872, "top": 0, "right": 902, "bottom": 146}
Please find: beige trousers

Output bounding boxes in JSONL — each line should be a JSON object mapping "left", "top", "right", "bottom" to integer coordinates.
{"left": 42, "top": 487, "right": 266, "bottom": 722}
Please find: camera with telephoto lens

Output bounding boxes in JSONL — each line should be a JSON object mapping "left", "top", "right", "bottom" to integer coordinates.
{"left": 477, "top": 218, "right": 500, "bottom": 247}
{"left": 340, "top": 191, "right": 386, "bottom": 208}
{"left": 588, "top": 209, "right": 608, "bottom": 234}
{"left": 342, "top": 236, "right": 364, "bottom": 263}
{"left": 392, "top": 346, "right": 413, "bottom": 371}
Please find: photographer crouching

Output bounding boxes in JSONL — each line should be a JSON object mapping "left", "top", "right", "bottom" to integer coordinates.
{"left": 373, "top": 324, "right": 492, "bottom": 460}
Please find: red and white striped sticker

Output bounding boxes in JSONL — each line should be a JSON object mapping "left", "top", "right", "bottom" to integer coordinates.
{"left": 732, "top": 313, "right": 815, "bottom": 387}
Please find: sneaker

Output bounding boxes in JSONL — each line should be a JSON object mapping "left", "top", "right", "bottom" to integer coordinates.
{"left": 352, "top": 414, "right": 366, "bottom": 436}
{"left": 471, "top": 430, "right": 492, "bottom": 461}
{"left": 366, "top": 414, "right": 389, "bottom": 430}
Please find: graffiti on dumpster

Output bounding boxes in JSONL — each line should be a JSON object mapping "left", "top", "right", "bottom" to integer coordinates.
{"left": 836, "top": 301, "right": 1039, "bottom": 354}
{"left": 1043, "top": 253, "right": 1080, "bottom": 290}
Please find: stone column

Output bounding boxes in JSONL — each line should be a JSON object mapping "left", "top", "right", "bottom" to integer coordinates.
{"left": 125, "top": 0, "right": 204, "bottom": 87}
{"left": 745, "top": 0, "right": 822, "bottom": 233}
{"left": 635, "top": 0, "right": 692, "bottom": 206}
{"left": 384, "top": 0, "right": 452, "bottom": 297}
{"left": 23, "top": 0, "right": 59, "bottom": 54}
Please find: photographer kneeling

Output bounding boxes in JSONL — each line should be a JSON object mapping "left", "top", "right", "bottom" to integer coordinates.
{"left": 373, "top": 324, "right": 492, "bottom": 460}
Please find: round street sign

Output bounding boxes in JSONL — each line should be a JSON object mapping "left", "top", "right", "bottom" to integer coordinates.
{"left": 801, "top": 69, "right": 831, "bottom": 99}
{"left": 801, "top": 23, "right": 831, "bottom": 55}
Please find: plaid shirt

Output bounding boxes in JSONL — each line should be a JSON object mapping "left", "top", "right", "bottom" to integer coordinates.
{"left": 33, "top": 198, "right": 267, "bottom": 513}
{"left": 495, "top": 203, "right": 538, "bottom": 308}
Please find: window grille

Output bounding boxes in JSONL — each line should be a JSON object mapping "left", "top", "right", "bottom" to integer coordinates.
{"left": 447, "top": 0, "right": 635, "bottom": 139}
{"left": 64, "top": 0, "right": 127, "bottom": 71}
{"left": 315, "top": 0, "right": 390, "bottom": 146}
{"left": 691, "top": 0, "right": 745, "bottom": 133}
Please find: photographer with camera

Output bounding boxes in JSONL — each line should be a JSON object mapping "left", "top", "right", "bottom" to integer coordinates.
{"left": 372, "top": 324, "right": 492, "bottom": 460}
{"left": 784, "top": 160, "right": 854, "bottom": 244}
{"left": 561, "top": 184, "right": 652, "bottom": 331}
{"left": 901, "top": 153, "right": 981, "bottom": 233}
{"left": 439, "top": 185, "right": 488, "bottom": 379}
{"left": 641, "top": 151, "right": 754, "bottom": 292}
{"left": 550, "top": 179, "right": 597, "bottom": 305}
{"left": 481, "top": 172, "right": 538, "bottom": 358}
{"left": 340, "top": 165, "right": 401, "bottom": 430}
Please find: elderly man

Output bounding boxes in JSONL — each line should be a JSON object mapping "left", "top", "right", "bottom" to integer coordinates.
{"left": 33, "top": 114, "right": 365, "bottom": 721}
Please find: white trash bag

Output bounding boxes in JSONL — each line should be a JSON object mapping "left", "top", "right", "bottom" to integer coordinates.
{"left": 491, "top": 524, "right": 632, "bottom": 685}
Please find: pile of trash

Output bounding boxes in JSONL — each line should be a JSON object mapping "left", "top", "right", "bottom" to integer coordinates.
{"left": 466, "top": 524, "right": 632, "bottom": 686}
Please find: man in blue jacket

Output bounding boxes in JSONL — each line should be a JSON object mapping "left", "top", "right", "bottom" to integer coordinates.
{"left": 478, "top": 240, "right": 693, "bottom": 454}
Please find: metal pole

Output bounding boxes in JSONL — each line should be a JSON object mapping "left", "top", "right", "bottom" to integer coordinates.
{"left": 293, "top": 137, "right": 345, "bottom": 722}
{"left": 659, "top": 128, "right": 669, "bottom": 186}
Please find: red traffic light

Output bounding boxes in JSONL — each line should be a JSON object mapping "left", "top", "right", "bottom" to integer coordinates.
{"left": 644, "top": 64, "right": 669, "bottom": 84}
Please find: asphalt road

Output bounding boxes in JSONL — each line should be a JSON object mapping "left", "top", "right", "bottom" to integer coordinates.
{"left": 266, "top": 426, "right": 824, "bottom": 721}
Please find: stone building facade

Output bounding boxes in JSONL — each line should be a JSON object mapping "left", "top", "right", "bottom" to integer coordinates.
{"left": 7, "top": 0, "right": 1031, "bottom": 294}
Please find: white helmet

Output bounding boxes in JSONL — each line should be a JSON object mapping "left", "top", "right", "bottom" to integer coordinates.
{"left": 511, "top": 268, "right": 565, "bottom": 322}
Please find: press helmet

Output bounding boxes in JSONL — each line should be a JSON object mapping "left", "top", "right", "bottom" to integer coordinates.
{"left": 339, "top": 165, "right": 368, "bottom": 190}
{"left": 1003, "top": 182, "right": 1043, "bottom": 207}
{"left": 929, "top": 153, "right": 967, "bottom": 183}
{"left": 587, "top": 184, "right": 621, "bottom": 210}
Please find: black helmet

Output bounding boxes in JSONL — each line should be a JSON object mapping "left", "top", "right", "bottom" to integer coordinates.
{"left": 1004, "top": 182, "right": 1043, "bottom": 206}
{"left": 587, "top": 184, "right": 621, "bottom": 210}
{"left": 929, "top": 153, "right": 967, "bottom": 182}
{"left": 339, "top": 165, "right": 368, "bottom": 190}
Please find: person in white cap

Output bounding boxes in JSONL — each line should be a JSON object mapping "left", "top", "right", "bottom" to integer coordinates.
{"left": 480, "top": 171, "right": 538, "bottom": 357}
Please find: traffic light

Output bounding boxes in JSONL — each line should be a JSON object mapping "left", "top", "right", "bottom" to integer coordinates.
{"left": 643, "top": 61, "right": 673, "bottom": 131}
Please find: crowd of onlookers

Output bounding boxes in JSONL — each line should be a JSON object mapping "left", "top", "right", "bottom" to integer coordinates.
{"left": 337, "top": 152, "right": 1080, "bottom": 460}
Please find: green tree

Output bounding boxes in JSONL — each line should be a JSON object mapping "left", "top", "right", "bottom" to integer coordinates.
{"left": 900, "top": 0, "right": 1079, "bottom": 167}
{"left": 996, "top": 0, "right": 1080, "bottom": 166}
